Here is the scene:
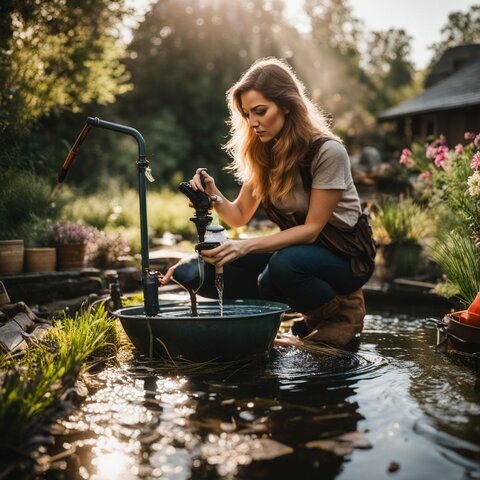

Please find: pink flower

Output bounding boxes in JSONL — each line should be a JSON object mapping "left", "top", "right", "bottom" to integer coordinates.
{"left": 465, "top": 132, "right": 475, "bottom": 140}
{"left": 471, "top": 152, "right": 480, "bottom": 170}
{"left": 399, "top": 148, "right": 413, "bottom": 166}
{"left": 432, "top": 145, "right": 449, "bottom": 168}
{"left": 426, "top": 145, "right": 437, "bottom": 159}
{"left": 474, "top": 134, "right": 480, "bottom": 148}
{"left": 434, "top": 153, "right": 447, "bottom": 168}
{"left": 454, "top": 144, "right": 464, "bottom": 155}
{"left": 420, "top": 171, "right": 431, "bottom": 179}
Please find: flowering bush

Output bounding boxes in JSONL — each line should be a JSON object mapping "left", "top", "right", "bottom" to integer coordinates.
{"left": 49, "top": 222, "right": 98, "bottom": 245}
{"left": 398, "top": 132, "right": 480, "bottom": 304}
{"left": 86, "top": 230, "right": 131, "bottom": 269}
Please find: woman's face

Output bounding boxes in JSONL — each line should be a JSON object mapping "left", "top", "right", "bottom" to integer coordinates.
{"left": 240, "top": 90, "right": 287, "bottom": 143}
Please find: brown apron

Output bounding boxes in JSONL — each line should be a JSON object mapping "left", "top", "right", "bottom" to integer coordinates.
{"left": 262, "top": 137, "right": 376, "bottom": 277}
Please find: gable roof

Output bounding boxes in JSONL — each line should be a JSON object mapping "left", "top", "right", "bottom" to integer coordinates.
{"left": 425, "top": 44, "right": 480, "bottom": 87}
{"left": 377, "top": 58, "right": 480, "bottom": 121}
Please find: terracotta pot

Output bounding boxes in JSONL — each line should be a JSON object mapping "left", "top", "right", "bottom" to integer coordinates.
{"left": 56, "top": 243, "right": 86, "bottom": 271}
{"left": 0, "top": 240, "right": 24, "bottom": 275}
{"left": 24, "top": 248, "right": 56, "bottom": 273}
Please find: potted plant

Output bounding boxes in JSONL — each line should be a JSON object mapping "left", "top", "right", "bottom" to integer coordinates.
{"left": 52, "top": 222, "right": 97, "bottom": 271}
{"left": 371, "top": 196, "right": 430, "bottom": 280}
{"left": 23, "top": 221, "right": 57, "bottom": 273}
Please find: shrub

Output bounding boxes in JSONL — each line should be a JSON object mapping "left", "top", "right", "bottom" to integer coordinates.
{"left": 87, "top": 230, "right": 131, "bottom": 269}
{"left": 0, "top": 170, "right": 57, "bottom": 240}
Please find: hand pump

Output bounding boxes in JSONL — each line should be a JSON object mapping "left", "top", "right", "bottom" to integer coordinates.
{"left": 57, "top": 117, "right": 159, "bottom": 316}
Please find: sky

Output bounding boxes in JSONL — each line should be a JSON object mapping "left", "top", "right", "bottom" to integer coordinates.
{"left": 286, "top": 0, "right": 479, "bottom": 69}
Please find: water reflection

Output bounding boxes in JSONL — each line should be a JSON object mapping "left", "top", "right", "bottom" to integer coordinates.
{"left": 40, "top": 312, "right": 480, "bottom": 480}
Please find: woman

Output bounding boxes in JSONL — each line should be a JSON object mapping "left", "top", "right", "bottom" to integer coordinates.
{"left": 161, "top": 57, "right": 375, "bottom": 348}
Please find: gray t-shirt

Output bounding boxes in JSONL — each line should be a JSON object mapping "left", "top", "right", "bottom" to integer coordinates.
{"left": 272, "top": 140, "right": 361, "bottom": 228}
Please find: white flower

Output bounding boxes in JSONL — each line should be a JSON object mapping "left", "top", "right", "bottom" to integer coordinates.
{"left": 467, "top": 171, "right": 480, "bottom": 197}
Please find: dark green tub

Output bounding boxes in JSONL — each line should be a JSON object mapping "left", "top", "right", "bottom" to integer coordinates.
{"left": 114, "top": 299, "right": 289, "bottom": 361}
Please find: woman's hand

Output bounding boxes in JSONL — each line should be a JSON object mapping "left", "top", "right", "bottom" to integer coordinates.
{"left": 200, "top": 239, "right": 250, "bottom": 268}
{"left": 158, "top": 265, "right": 176, "bottom": 286}
{"left": 188, "top": 168, "right": 223, "bottom": 208}
{"left": 190, "top": 168, "right": 216, "bottom": 195}
{"left": 157, "top": 254, "right": 196, "bottom": 286}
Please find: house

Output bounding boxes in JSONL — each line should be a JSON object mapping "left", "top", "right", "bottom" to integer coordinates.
{"left": 377, "top": 44, "right": 480, "bottom": 145}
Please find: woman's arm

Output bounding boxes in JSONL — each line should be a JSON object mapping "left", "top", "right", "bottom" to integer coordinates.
{"left": 201, "top": 188, "right": 343, "bottom": 268}
{"left": 191, "top": 169, "right": 260, "bottom": 228}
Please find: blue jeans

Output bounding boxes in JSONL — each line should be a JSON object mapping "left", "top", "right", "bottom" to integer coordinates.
{"left": 173, "top": 245, "right": 372, "bottom": 312}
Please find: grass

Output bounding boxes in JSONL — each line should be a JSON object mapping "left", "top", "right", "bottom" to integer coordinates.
{"left": 0, "top": 304, "right": 119, "bottom": 452}
{"left": 430, "top": 232, "right": 480, "bottom": 307}
{"left": 371, "top": 196, "right": 429, "bottom": 245}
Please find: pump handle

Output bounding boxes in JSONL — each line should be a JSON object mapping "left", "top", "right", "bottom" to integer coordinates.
{"left": 57, "top": 123, "right": 93, "bottom": 183}
{"left": 178, "top": 182, "right": 211, "bottom": 211}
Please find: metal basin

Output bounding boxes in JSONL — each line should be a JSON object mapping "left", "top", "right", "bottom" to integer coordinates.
{"left": 114, "top": 299, "right": 289, "bottom": 361}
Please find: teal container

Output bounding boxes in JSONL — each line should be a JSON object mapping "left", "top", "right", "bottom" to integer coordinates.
{"left": 114, "top": 300, "right": 289, "bottom": 361}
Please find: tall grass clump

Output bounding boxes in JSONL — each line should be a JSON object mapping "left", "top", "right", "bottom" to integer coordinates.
{"left": 371, "top": 196, "right": 429, "bottom": 245}
{"left": 0, "top": 304, "right": 119, "bottom": 449}
{"left": 430, "top": 232, "right": 480, "bottom": 307}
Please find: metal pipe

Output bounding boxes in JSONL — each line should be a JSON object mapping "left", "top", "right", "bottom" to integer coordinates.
{"left": 57, "top": 117, "right": 159, "bottom": 316}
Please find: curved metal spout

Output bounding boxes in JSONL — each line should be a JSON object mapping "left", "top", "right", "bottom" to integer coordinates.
{"left": 86, "top": 116, "right": 146, "bottom": 156}
{"left": 57, "top": 117, "right": 158, "bottom": 316}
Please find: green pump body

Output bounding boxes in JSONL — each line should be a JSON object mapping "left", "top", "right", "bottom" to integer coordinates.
{"left": 58, "top": 117, "right": 159, "bottom": 316}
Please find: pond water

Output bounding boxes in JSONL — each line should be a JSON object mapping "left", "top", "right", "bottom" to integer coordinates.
{"left": 41, "top": 309, "right": 480, "bottom": 480}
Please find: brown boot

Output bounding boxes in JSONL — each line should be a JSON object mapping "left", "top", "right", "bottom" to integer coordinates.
{"left": 302, "top": 290, "right": 366, "bottom": 348}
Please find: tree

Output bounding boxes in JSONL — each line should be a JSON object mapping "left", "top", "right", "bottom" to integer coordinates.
{"left": 120, "top": 0, "right": 296, "bottom": 189}
{"left": 0, "top": 0, "right": 132, "bottom": 137}
{"left": 302, "top": 0, "right": 374, "bottom": 141}
{"left": 365, "top": 28, "right": 417, "bottom": 113}
{"left": 429, "top": 4, "right": 480, "bottom": 65}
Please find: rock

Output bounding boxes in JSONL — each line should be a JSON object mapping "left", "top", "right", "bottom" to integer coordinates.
{"left": 388, "top": 461, "right": 400, "bottom": 473}
{"left": 360, "top": 146, "right": 382, "bottom": 171}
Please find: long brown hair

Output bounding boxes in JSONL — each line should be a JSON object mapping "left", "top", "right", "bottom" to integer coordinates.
{"left": 223, "top": 57, "right": 341, "bottom": 204}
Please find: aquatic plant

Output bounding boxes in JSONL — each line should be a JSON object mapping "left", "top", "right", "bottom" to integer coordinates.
{"left": 0, "top": 304, "right": 119, "bottom": 457}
